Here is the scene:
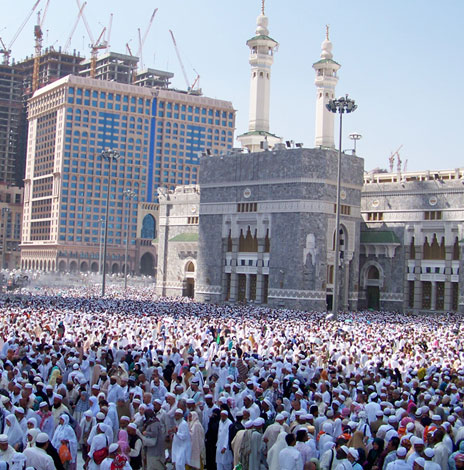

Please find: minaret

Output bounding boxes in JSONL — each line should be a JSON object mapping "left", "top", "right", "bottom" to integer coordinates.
{"left": 237, "top": 1, "right": 281, "bottom": 152}
{"left": 313, "top": 27, "right": 340, "bottom": 148}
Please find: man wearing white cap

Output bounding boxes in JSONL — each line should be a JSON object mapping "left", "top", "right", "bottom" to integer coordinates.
{"left": 335, "top": 445, "right": 352, "bottom": 470}
{"left": 263, "top": 413, "right": 287, "bottom": 453}
{"left": 0, "top": 433, "right": 17, "bottom": 465}
{"left": 386, "top": 447, "right": 411, "bottom": 470}
{"left": 171, "top": 409, "right": 191, "bottom": 470}
{"left": 23, "top": 432, "right": 54, "bottom": 470}
{"left": 216, "top": 410, "right": 233, "bottom": 470}
{"left": 424, "top": 448, "right": 440, "bottom": 470}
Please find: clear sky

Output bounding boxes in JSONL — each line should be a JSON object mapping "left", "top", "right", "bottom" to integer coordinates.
{"left": 2, "top": 0, "right": 463, "bottom": 172}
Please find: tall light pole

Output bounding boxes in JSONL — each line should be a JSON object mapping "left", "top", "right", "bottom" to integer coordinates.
{"left": 326, "top": 95, "right": 357, "bottom": 319}
{"left": 1, "top": 208, "right": 10, "bottom": 269}
{"left": 123, "top": 189, "right": 136, "bottom": 291}
{"left": 98, "top": 217, "right": 104, "bottom": 274}
{"left": 349, "top": 133, "right": 362, "bottom": 154}
{"left": 100, "top": 148, "right": 120, "bottom": 296}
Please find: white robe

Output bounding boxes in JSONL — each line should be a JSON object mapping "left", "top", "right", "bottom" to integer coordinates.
{"left": 215, "top": 418, "right": 233, "bottom": 466}
{"left": 172, "top": 419, "right": 192, "bottom": 470}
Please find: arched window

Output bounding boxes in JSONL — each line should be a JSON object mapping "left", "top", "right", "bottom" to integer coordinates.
{"left": 141, "top": 214, "right": 156, "bottom": 239}
{"left": 367, "top": 265, "right": 380, "bottom": 279}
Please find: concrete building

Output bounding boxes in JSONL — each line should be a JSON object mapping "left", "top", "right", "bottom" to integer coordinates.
{"left": 154, "top": 6, "right": 464, "bottom": 314}
{"left": 0, "top": 63, "right": 24, "bottom": 186}
{"left": 156, "top": 185, "right": 199, "bottom": 297}
{"left": 360, "top": 168, "right": 464, "bottom": 313}
{"left": 20, "top": 74, "right": 235, "bottom": 273}
{"left": 0, "top": 183, "right": 23, "bottom": 270}
{"left": 195, "top": 148, "right": 363, "bottom": 310}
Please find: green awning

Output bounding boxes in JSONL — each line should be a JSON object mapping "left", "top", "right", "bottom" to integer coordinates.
{"left": 168, "top": 233, "right": 199, "bottom": 242}
{"left": 361, "top": 231, "right": 400, "bottom": 244}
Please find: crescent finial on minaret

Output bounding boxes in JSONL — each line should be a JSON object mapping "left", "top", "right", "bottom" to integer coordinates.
{"left": 262, "top": 0, "right": 265, "bottom": 15}
{"left": 326, "top": 24, "right": 330, "bottom": 40}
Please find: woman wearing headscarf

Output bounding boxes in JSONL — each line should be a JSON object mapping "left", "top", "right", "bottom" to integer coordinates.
{"left": 348, "top": 430, "right": 368, "bottom": 455}
{"left": 365, "top": 438, "right": 384, "bottom": 470}
{"left": 73, "top": 389, "right": 90, "bottom": 424}
{"left": 25, "top": 428, "right": 39, "bottom": 448}
{"left": 79, "top": 410, "right": 95, "bottom": 462}
{"left": 267, "top": 430, "right": 288, "bottom": 470}
{"left": 5, "top": 414, "right": 25, "bottom": 451}
{"left": 89, "top": 396, "right": 100, "bottom": 417}
{"left": 51, "top": 414, "right": 78, "bottom": 470}
{"left": 188, "top": 411, "right": 206, "bottom": 470}
{"left": 205, "top": 408, "right": 221, "bottom": 470}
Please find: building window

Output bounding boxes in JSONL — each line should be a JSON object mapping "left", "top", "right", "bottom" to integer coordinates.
{"left": 237, "top": 202, "right": 257, "bottom": 212}
{"left": 187, "top": 217, "right": 199, "bottom": 225}
{"left": 334, "top": 204, "right": 351, "bottom": 215}
{"left": 424, "top": 211, "right": 442, "bottom": 220}
{"left": 367, "top": 212, "right": 383, "bottom": 221}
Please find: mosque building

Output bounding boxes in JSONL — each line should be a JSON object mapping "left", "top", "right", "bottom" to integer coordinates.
{"left": 155, "top": 4, "right": 464, "bottom": 313}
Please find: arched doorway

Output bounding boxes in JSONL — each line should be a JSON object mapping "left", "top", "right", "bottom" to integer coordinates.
{"left": 91, "top": 262, "right": 99, "bottom": 273}
{"left": 58, "top": 260, "right": 66, "bottom": 272}
{"left": 140, "top": 252, "right": 155, "bottom": 276}
{"left": 183, "top": 261, "right": 195, "bottom": 298}
{"left": 69, "top": 260, "right": 77, "bottom": 272}
{"left": 80, "top": 261, "right": 89, "bottom": 272}
{"left": 111, "top": 263, "right": 119, "bottom": 274}
{"left": 366, "top": 264, "right": 380, "bottom": 309}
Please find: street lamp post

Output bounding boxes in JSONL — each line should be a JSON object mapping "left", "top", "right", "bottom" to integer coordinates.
{"left": 326, "top": 95, "right": 357, "bottom": 319}
{"left": 123, "top": 189, "right": 136, "bottom": 291}
{"left": 1, "top": 208, "right": 10, "bottom": 269}
{"left": 98, "top": 217, "right": 104, "bottom": 275}
{"left": 349, "top": 133, "right": 362, "bottom": 154}
{"left": 100, "top": 148, "right": 120, "bottom": 296}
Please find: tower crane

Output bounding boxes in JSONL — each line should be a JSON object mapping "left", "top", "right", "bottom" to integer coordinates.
{"left": 106, "top": 13, "right": 113, "bottom": 53}
{"left": 388, "top": 145, "right": 403, "bottom": 172}
{"left": 136, "top": 8, "right": 158, "bottom": 71}
{"left": 76, "top": 0, "right": 107, "bottom": 78}
{"left": 0, "top": 0, "right": 41, "bottom": 65}
{"left": 32, "top": 0, "right": 51, "bottom": 92}
{"left": 64, "top": 1, "right": 87, "bottom": 53}
{"left": 169, "top": 29, "right": 190, "bottom": 91}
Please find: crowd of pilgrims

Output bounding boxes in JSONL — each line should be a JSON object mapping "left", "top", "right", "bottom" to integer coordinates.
{"left": 0, "top": 284, "right": 462, "bottom": 470}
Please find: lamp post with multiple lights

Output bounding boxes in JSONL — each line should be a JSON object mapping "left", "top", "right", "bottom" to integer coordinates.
{"left": 123, "top": 189, "right": 136, "bottom": 291}
{"left": 349, "top": 133, "right": 362, "bottom": 154}
{"left": 100, "top": 149, "right": 120, "bottom": 296}
{"left": 326, "top": 95, "right": 357, "bottom": 319}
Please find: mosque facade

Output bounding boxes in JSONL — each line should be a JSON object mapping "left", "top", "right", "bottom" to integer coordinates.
{"left": 155, "top": 7, "right": 464, "bottom": 314}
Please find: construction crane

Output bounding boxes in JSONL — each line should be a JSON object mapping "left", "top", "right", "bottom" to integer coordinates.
{"left": 0, "top": 0, "right": 41, "bottom": 65}
{"left": 106, "top": 13, "right": 113, "bottom": 53}
{"left": 136, "top": 8, "right": 158, "bottom": 71}
{"left": 76, "top": 0, "right": 107, "bottom": 78}
{"left": 64, "top": 1, "right": 87, "bottom": 52}
{"left": 169, "top": 29, "right": 190, "bottom": 91}
{"left": 190, "top": 68, "right": 200, "bottom": 91}
{"left": 32, "top": 0, "right": 51, "bottom": 92}
{"left": 388, "top": 144, "right": 403, "bottom": 172}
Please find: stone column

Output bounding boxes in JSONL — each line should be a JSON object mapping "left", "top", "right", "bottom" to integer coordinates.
{"left": 431, "top": 282, "right": 437, "bottom": 311}
{"left": 221, "top": 238, "right": 229, "bottom": 301}
{"left": 255, "top": 239, "right": 264, "bottom": 304}
{"left": 444, "top": 246, "right": 453, "bottom": 311}
{"left": 245, "top": 274, "right": 251, "bottom": 301}
{"left": 413, "top": 244, "right": 423, "bottom": 310}
{"left": 229, "top": 238, "right": 239, "bottom": 302}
